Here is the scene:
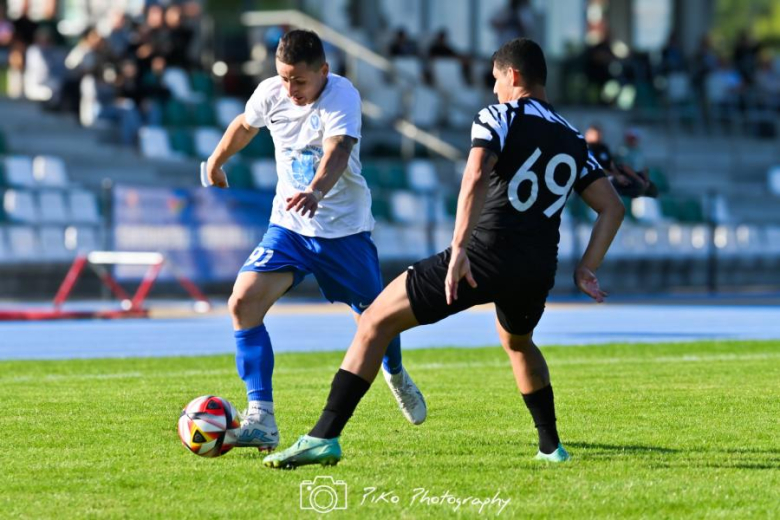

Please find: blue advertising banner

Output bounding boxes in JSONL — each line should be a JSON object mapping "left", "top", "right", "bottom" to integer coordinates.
{"left": 112, "top": 185, "right": 274, "bottom": 281}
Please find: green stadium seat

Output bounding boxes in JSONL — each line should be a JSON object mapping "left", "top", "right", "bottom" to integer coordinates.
{"left": 190, "top": 71, "right": 214, "bottom": 99}
{"left": 660, "top": 196, "right": 704, "bottom": 223}
{"left": 648, "top": 168, "right": 670, "bottom": 193}
{"left": 163, "top": 99, "right": 192, "bottom": 127}
{"left": 361, "top": 162, "right": 382, "bottom": 189}
{"left": 370, "top": 192, "right": 393, "bottom": 222}
{"left": 192, "top": 102, "right": 216, "bottom": 126}
{"left": 566, "top": 196, "right": 596, "bottom": 223}
{"left": 378, "top": 161, "right": 408, "bottom": 190}
{"left": 227, "top": 162, "right": 254, "bottom": 189}
{"left": 169, "top": 128, "right": 194, "bottom": 157}
{"left": 242, "top": 130, "right": 275, "bottom": 158}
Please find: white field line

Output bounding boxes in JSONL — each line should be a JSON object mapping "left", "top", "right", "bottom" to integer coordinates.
{"left": 1, "top": 352, "right": 778, "bottom": 384}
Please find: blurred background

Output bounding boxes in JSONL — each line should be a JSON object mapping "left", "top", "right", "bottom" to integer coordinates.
{"left": 0, "top": 0, "right": 779, "bottom": 304}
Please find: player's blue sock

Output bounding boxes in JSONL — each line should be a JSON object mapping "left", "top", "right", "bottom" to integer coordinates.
{"left": 235, "top": 324, "right": 274, "bottom": 402}
{"left": 383, "top": 336, "right": 403, "bottom": 375}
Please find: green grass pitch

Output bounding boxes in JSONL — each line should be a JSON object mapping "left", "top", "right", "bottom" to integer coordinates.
{"left": 1, "top": 341, "right": 778, "bottom": 518}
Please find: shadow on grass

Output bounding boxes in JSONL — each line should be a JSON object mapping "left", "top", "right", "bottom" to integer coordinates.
{"left": 567, "top": 442, "right": 679, "bottom": 455}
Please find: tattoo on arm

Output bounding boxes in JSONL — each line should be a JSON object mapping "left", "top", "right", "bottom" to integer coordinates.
{"left": 326, "top": 135, "right": 357, "bottom": 155}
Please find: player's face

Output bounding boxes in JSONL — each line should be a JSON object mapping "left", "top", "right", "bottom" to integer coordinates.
{"left": 492, "top": 65, "right": 514, "bottom": 103}
{"left": 276, "top": 59, "right": 329, "bottom": 106}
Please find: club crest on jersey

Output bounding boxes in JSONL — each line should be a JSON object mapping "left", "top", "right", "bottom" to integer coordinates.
{"left": 309, "top": 113, "right": 321, "bottom": 131}
{"left": 287, "top": 146, "right": 323, "bottom": 190}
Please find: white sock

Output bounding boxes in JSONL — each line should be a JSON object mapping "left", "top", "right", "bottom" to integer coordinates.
{"left": 249, "top": 400, "right": 274, "bottom": 414}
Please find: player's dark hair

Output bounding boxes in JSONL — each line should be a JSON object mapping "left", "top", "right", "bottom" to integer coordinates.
{"left": 492, "top": 38, "right": 547, "bottom": 87}
{"left": 276, "top": 29, "right": 326, "bottom": 68}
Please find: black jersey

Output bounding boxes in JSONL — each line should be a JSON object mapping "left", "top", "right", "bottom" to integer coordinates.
{"left": 470, "top": 97, "right": 605, "bottom": 254}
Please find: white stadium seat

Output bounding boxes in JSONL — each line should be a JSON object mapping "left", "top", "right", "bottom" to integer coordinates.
{"left": 32, "top": 156, "right": 69, "bottom": 187}
{"left": 407, "top": 160, "right": 438, "bottom": 192}
{"left": 0, "top": 227, "right": 8, "bottom": 262}
{"left": 162, "top": 67, "right": 204, "bottom": 103}
{"left": 393, "top": 57, "right": 423, "bottom": 82}
{"left": 251, "top": 160, "right": 277, "bottom": 190}
{"left": 7, "top": 225, "right": 38, "bottom": 260}
{"left": 215, "top": 97, "right": 245, "bottom": 128}
{"left": 4, "top": 156, "right": 35, "bottom": 187}
{"left": 38, "top": 191, "right": 69, "bottom": 223}
{"left": 3, "top": 189, "right": 38, "bottom": 223}
{"left": 139, "top": 126, "right": 176, "bottom": 159}
{"left": 193, "top": 127, "right": 223, "bottom": 159}
{"left": 364, "top": 85, "right": 402, "bottom": 122}
{"left": 64, "top": 226, "right": 100, "bottom": 253}
{"left": 390, "top": 191, "right": 426, "bottom": 224}
{"left": 68, "top": 189, "right": 100, "bottom": 224}
{"left": 38, "top": 226, "right": 72, "bottom": 261}
{"left": 410, "top": 86, "right": 441, "bottom": 128}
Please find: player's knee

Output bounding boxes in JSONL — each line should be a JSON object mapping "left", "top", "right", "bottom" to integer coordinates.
{"left": 504, "top": 333, "right": 534, "bottom": 353}
{"left": 355, "top": 307, "right": 391, "bottom": 346}
{"left": 228, "top": 291, "right": 259, "bottom": 321}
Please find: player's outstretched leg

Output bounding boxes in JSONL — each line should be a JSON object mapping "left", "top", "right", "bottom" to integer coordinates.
{"left": 230, "top": 271, "right": 293, "bottom": 452}
{"left": 496, "top": 319, "right": 570, "bottom": 462}
{"left": 265, "top": 273, "right": 418, "bottom": 468}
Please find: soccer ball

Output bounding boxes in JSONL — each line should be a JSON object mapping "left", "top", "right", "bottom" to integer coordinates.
{"left": 178, "top": 395, "right": 241, "bottom": 457}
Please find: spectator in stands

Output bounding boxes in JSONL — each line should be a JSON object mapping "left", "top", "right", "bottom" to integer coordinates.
{"left": 428, "top": 29, "right": 457, "bottom": 58}
{"left": 23, "top": 26, "right": 63, "bottom": 102}
{"left": 705, "top": 57, "right": 743, "bottom": 112}
{"left": 586, "top": 124, "right": 656, "bottom": 198}
{"left": 755, "top": 54, "right": 780, "bottom": 109}
{"left": 0, "top": 4, "right": 14, "bottom": 63}
{"left": 105, "top": 10, "right": 133, "bottom": 60}
{"left": 584, "top": 33, "right": 616, "bottom": 99}
{"left": 691, "top": 35, "right": 719, "bottom": 104}
{"left": 162, "top": 4, "right": 194, "bottom": 69}
{"left": 59, "top": 27, "right": 105, "bottom": 115}
{"left": 388, "top": 28, "right": 417, "bottom": 57}
{"left": 733, "top": 31, "right": 760, "bottom": 85}
{"left": 490, "top": 0, "right": 535, "bottom": 47}
{"left": 660, "top": 32, "right": 686, "bottom": 74}
{"left": 11, "top": 0, "right": 37, "bottom": 47}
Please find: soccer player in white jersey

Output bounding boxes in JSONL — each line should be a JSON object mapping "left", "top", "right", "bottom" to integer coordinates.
{"left": 204, "top": 30, "right": 426, "bottom": 451}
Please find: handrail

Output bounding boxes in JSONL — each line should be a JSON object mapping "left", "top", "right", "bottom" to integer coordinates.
{"left": 241, "top": 9, "right": 465, "bottom": 161}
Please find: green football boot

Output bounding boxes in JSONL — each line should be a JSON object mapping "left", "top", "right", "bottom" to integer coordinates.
{"left": 534, "top": 443, "right": 571, "bottom": 462}
{"left": 263, "top": 435, "right": 342, "bottom": 469}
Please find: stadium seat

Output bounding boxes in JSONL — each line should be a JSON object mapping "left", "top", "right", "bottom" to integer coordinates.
{"left": 3, "top": 189, "right": 37, "bottom": 223}
{"left": 360, "top": 162, "right": 382, "bottom": 189}
{"left": 32, "top": 156, "right": 69, "bottom": 187}
{"left": 215, "top": 97, "right": 244, "bottom": 128}
{"left": 162, "top": 67, "right": 204, "bottom": 103}
{"left": 64, "top": 225, "right": 99, "bottom": 253}
{"left": 410, "top": 86, "right": 441, "bottom": 128}
{"left": 163, "top": 99, "right": 192, "bottom": 127}
{"left": 364, "top": 85, "right": 402, "bottom": 122}
{"left": 0, "top": 227, "right": 8, "bottom": 262}
{"left": 226, "top": 162, "right": 254, "bottom": 189}
{"left": 38, "top": 191, "right": 68, "bottom": 223}
{"left": 250, "top": 160, "right": 277, "bottom": 190}
{"left": 7, "top": 225, "right": 38, "bottom": 260}
{"left": 190, "top": 70, "right": 214, "bottom": 99}
{"left": 169, "top": 128, "right": 195, "bottom": 157}
{"left": 390, "top": 191, "right": 425, "bottom": 224}
{"left": 354, "top": 60, "right": 384, "bottom": 92}
{"left": 432, "top": 58, "right": 467, "bottom": 91}
{"left": 370, "top": 192, "right": 392, "bottom": 222}
{"left": 0, "top": 130, "right": 7, "bottom": 154}
{"left": 242, "top": 131, "right": 275, "bottom": 159}
{"left": 768, "top": 166, "right": 780, "bottom": 196}
{"left": 3, "top": 156, "right": 35, "bottom": 188}
{"left": 39, "top": 227, "right": 72, "bottom": 261}
{"left": 648, "top": 168, "right": 670, "bottom": 193}
{"left": 192, "top": 101, "right": 217, "bottom": 127}
{"left": 193, "top": 127, "right": 222, "bottom": 159}
{"left": 138, "top": 126, "right": 177, "bottom": 159}
{"left": 68, "top": 189, "right": 100, "bottom": 224}
{"left": 566, "top": 196, "right": 597, "bottom": 223}
{"left": 630, "top": 197, "right": 664, "bottom": 224}
{"left": 407, "top": 160, "right": 438, "bottom": 192}
{"left": 378, "top": 162, "right": 409, "bottom": 190}
{"left": 393, "top": 57, "right": 423, "bottom": 82}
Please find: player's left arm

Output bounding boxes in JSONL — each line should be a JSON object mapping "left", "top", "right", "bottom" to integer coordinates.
{"left": 285, "top": 134, "right": 356, "bottom": 218}
{"left": 576, "top": 177, "right": 625, "bottom": 302}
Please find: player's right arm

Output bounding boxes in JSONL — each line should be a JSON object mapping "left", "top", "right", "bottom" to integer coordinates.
{"left": 206, "top": 114, "right": 259, "bottom": 188}
{"left": 576, "top": 177, "right": 625, "bottom": 302}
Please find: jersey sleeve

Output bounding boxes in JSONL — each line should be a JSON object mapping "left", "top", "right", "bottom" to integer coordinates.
{"left": 470, "top": 105, "right": 512, "bottom": 156}
{"left": 573, "top": 149, "right": 607, "bottom": 194}
{"left": 243, "top": 80, "right": 272, "bottom": 128}
{"left": 321, "top": 84, "right": 362, "bottom": 140}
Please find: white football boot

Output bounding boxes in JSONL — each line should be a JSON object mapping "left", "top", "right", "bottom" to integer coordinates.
{"left": 383, "top": 366, "right": 427, "bottom": 425}
{"left": 235, "top": 401, "right": 279, "bottom": 452}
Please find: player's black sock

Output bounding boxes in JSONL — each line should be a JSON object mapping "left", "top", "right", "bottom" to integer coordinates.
{"left": 309, "top": 369, "right": 371, "bottom": 439}
{"left": 522, "top": 384, "right": 560, "bottom": 454}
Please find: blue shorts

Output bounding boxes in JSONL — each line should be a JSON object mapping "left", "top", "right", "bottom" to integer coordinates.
{"left": 239, "top": 224, "right": 384, "bottom": 313}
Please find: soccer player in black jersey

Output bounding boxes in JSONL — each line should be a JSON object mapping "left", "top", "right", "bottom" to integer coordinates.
{"left": 264, "top": 38, "right": 625, "bottom": 468}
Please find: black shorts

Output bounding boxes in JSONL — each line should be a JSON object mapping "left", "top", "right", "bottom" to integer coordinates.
{"left": 406, "top": 230, "right": 557, "bottom": 335}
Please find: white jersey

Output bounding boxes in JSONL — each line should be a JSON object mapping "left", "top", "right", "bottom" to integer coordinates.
{"left": 243, "top": 73, "right": 374, "bottom": 238}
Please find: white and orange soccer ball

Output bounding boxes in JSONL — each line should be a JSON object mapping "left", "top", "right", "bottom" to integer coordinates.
{"left": 178, "top": 395, "right": 241, "bottom": 457}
